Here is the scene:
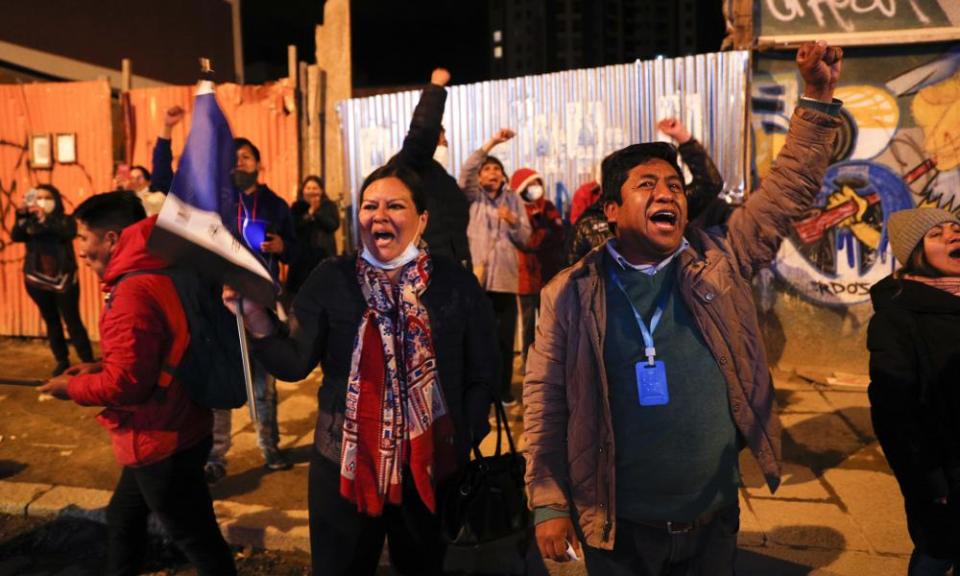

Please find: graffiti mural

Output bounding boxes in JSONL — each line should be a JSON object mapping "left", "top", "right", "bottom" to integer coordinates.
{"left": 755, "top": 43, "right": 960, "bottom": 306}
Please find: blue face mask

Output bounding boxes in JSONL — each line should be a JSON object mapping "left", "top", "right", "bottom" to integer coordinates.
{"left": 361, "top": 239, "right": 421, "bottom": 270}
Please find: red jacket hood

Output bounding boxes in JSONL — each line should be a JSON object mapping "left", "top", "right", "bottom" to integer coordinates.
{"left": 102, "top": 216, "right": 171, "bottom": 285}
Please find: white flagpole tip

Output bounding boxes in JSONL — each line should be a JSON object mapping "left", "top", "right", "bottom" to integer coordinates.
{"left": 196, "top": 79, "right": 215, "bottom": 96}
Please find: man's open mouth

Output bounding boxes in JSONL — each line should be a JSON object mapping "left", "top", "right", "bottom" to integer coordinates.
{"left": 949, "top": 247, "right": 960, "bottom": 259}
{"left": 649, "top": 209, "right": 678, "bottom": 228}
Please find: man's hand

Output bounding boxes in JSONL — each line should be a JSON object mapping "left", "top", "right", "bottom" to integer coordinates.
{"left": 536, "top": 517, "right": 581, "bottom": 563}
{"left": 260, "top": 232, "right": 284, "bottom": 255}
{"left": 28, "top": 204, "right": 46, "bottom": 222}
{"left": 37, "top": 375, "right": 71, "bottom": 400}
{"left": 63, "top": 362, "right": 102, "bottom": 376}
{"left": 483, "top": 128, "right": 515, "bottom": 153}
{"left": 431, "top": 68, "right": 451, "bottom": 87}
{"left": 497, "top": 205, "right": 518, "bottom": 226}
{"left": 162, "top": 106, "right": 185, "bottom": 138}
{"left": 797, "top": 40, "right": 843, "bottom": 102}
{"left": 657, "top": 118, "right": 692, "bottom": 144}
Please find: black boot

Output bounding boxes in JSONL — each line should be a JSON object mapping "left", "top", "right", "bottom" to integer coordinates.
{"left": 52, "top": 360, "right": 70, "bottom": 377}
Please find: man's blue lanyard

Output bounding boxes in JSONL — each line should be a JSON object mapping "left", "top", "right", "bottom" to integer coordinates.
{"left": 608, "top": 266, "right": 672, "bottom": 366}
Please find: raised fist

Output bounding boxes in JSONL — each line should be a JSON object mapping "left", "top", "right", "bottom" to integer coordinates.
{"left": 657, "top": 118, "right": 692, "bottom": 144}
{"left": 491, "top": 128, "right": 515, "bottom": 145}
{"left": 431, "top": 68, "right": 451, "bottom": 87}
{"left": 797, "top": 40, "right": 843, "bottom": 102}
{"left": 164, "top": 105, "right": 185, "bottom": 128}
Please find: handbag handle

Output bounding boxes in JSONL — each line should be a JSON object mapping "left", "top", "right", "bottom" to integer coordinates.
{"left": 471, "top": 389, "right": 518, "bottom": 460}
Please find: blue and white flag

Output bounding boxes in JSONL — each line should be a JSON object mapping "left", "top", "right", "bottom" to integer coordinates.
{"left": 148, "top": 80, "right": 276, "bottom": 307}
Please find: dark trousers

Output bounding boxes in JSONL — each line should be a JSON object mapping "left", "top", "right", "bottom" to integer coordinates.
{"left": 106, "top": 437, "right": 236, "bottom": 576}
{"left": 519, "top": 293, "right": 539, "bottom": 366}
{"left": 904, "top": 496, "right": 959, "bottom": 575}
{"left": 583, "top": 506, "right": 739, "bottom": 576}
{"left": 487, "top": 291, "right": 519, "bottom": 402}
{"left": 308, "top": 453, "right": 446, "bottom": 576}
{"left": 26, "top": 282, "right": 93, "bottom": 363}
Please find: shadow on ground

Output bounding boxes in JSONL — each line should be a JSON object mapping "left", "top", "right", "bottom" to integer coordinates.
{"left": 738, "top": 525, "right": 845, "bottom": 575}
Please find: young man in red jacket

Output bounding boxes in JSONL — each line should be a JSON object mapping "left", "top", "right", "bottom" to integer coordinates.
{"left": 39, "top": 191, "right": 236, "bottom": 576}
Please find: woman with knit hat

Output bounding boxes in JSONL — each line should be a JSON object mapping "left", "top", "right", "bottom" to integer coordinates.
{"left": 510, "top": 166, "right": 565, "bottom": 371}
{"left": 868, "top": 207, "right": 960, "bottom": 575}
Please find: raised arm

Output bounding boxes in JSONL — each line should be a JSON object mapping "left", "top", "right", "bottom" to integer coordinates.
{"left": 150, "top": 106, "right": 184, "bottom": 193}
{"left": 458, "top": 128, "right": 515, "bottom": 203}
{"left": 657, "top": 120, "right": 725, "bottom": 224}
{"left": 395, "top": 68, "right": 449, "bottom": 170}
{"left": 725, "top": 41, "right": 843, "bottom": 277}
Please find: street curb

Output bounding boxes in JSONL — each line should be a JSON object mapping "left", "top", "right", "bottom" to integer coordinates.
{"left": 0, "top": 479, "right": 310, "bottom": 554}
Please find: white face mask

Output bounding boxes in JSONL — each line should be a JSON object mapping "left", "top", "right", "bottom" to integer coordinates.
{"left": 525, "top": 184, "right": 544, "bottom": 201}
{"left": 432, "top": 145, "right": 449, "bottom": 170}
{"left": 361, "top": 238, "right": 422, "bottom": 270}
{"left": 36, "top": 198, "right": 56, "bottom": 214}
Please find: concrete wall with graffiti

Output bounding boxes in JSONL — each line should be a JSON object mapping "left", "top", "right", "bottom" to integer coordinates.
{"left": 752, "top": 42, "right": 960, "bottom": 372}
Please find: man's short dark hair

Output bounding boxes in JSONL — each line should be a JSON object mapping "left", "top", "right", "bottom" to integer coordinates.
{"left": 73, "top": 190, "right": 147, "bottom": 233}
{"left": 130, "top": 165, "right": 151, "bottom": 181}
{"left": 234, "top": 137, "right": 261, "bottom": 163}
{"left": 601, "top": 142, "right": 684, "bottom": 205}
{"left": 482, "top": 155, "right": 505, "bottom": 176}
{"left": 360, "top": 159, "right": 427, "bottom": 214}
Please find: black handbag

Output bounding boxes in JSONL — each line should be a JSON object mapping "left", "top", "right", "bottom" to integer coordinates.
{"left": 441, "top": 398, "right": 530, "bottom": 575}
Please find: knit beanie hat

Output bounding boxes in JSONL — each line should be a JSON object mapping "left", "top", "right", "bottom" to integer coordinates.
{"left": 887, "top": 208, "right": 960, "bottom": 265}
{"left": 510, "top": 167, "right": 541, "bottom": 193}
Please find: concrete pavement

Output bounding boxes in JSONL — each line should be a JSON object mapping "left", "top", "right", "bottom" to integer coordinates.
{"left": 0, "top": 337, "right": 913, "bottom": 574}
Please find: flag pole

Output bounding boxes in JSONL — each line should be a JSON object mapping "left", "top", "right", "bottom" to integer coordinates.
{"left": 200, "top": 55, "right": 259, "bottom": 427}
{"left": 236, "top": 298, "right": 259, "bottom": 427}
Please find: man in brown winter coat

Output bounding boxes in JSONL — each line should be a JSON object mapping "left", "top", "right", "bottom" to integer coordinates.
{"left": 523, "top": 41, "right": 843, "bottom": 574}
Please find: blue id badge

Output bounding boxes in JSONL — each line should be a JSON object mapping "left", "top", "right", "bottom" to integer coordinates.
{"left": 636, "top": 360, "right": 669, "bottom": 406}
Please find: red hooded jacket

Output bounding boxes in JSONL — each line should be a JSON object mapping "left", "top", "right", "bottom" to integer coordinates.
{"left": 67, "top": 216, "right": 212, "bottom": 467}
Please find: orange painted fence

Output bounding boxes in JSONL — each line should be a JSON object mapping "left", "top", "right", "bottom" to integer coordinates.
{"left": 0, "top": 79, "right": 300, "bottom": 341}
{"left": 126, "top": 81, "right": 300, "bottom": 202}
{"left": 0, "top": 80, "right": 113, "bottom": 341}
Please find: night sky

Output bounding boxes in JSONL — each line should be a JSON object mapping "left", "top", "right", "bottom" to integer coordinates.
{"left": 243, "top": 1, "right": 722, "bottom": 89}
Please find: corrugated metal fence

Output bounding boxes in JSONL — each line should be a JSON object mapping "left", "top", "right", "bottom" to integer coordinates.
{"left": 338, "top": 51, "right": 750, "bottom": 232}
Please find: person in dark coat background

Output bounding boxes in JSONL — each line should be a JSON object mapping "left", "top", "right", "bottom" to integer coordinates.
{"left": 12, "top": 184, "right": 94, "bottom": 375}
{"left": 287, "top": 175, "right": 340, "bottom": 299}
{"left": 391, "top": 67, "right": 471, "bottom": 268}
{"left": 868, "top": 207, "right": 960, "bottom": 575}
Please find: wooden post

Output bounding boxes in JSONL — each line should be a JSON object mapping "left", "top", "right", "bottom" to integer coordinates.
{"left": 121, "top": 58, "right": 132, "bottom": 91}
{"left": 288, "top": 45, "right": 298, "bottom": 89}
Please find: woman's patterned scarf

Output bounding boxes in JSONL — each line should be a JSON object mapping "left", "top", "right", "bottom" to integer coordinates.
{"left": 905, "top": 274, "right": 960, "bottom": 297}
{"left": 339, "top": 249, "right": 457, "bottom": 516}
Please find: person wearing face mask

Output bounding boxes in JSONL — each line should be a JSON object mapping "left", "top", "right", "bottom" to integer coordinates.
{"left": 868, "top": 208, "right": 960, "bottom": 575}
{"left": 204, "top": 137, "right": 298, "bottom": 484}
{"left": 391, "top": 68, "right": 471, "bottom": 268}
{"left": 287, "top": 175, "right": 340, "bottom": 301}
{"left": 460, "top": 128, "right": 532, "bottom": 406}
{"left": 12, "top": 184, "right": 94, "bottom": 376}
{"left": 221, "top": 159, "right": 498, "bottom": 575}
{"left": 510, "top": 167, "right": 564, "bottom": 371}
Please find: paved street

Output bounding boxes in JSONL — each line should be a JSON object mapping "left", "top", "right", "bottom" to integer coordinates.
{"left": 0, "top": 336, "right": 912, "bottom": 574}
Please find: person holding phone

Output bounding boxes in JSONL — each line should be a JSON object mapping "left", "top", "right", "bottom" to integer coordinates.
{"left": 204, "top": 137, "right": 298, "bottom": 483}
{"left": 12, "top": 184, "right": 94, "bottom": 375}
